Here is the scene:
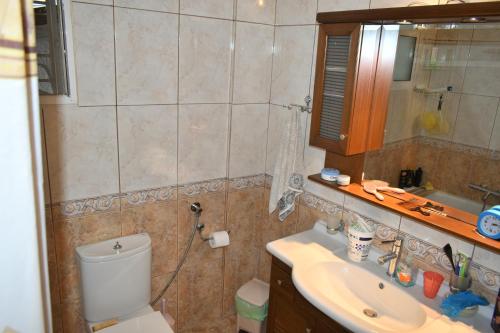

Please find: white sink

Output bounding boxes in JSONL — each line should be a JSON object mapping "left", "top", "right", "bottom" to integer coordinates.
{"left": 266, "top": 221, "right": 487, "bottom": 333}
{"left": 294, "top": 261, "right": 427, "bottom": 332}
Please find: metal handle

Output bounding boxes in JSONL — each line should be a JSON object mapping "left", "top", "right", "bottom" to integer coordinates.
{"left": 339, "top": 134, "right": 347, "bottom": 141}
{"left": 277, "top": 279, "right": 283, "bottom": 286}
{"left": 113, "top": 241, "right": 122, "bottom": 250}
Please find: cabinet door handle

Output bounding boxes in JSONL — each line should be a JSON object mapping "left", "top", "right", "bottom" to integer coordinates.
{"left": 306, "top": 328, "right": 312, "bottom": 333}
{"left": 277, "top": 279, "right": 283, "bottom": 286}
{"left": 339, "top": 134, "right": 347, "bottom": 141}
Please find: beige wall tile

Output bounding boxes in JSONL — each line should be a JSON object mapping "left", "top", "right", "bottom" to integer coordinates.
{"left": 275, "top": 0, "right": 317, "bottom": 25}
{"left": 177, "top": 192, "right": 226, "bottom": 266}
{"left": 117, "top": 105, "right": 177, "bottom": 192}
{"left": 72, "top": 2, "right": 115, "bottom": 106}
{"left": 151, "top": 273, "right": 178, "bottom": 330}
{"left": 114, "top": 0, "right": 178, "bottom": 12}
{"left": 179, "top": 16, "right": 232, "bottom": 103}
{"left": 453, "top": 94, "right": 498, "bottom": 148}
{"left": 229, "top": 104, "right": 268, "bottom": 178}
{"left": 236, "top": 0, "right": 276, "bottom": 24}
{"left": 177, "top": 257, "right": 224, "bottom": 331}
{"left": 180, "top": 0, "right": 234, "bottom": 19}
{"left": 115, "top": 8, "right": 178, "bottom": 105}
{"left": 121, "top": 201, "right": 178, "bottom": 277}
{"left": 271, "top": 25, "right": 315, "bottom": 106}
{"left": 178, "top": 104, "right": 229, "bottom": 184}
{"left": 43, "top": 105, "right": 119, "bottom": 202}
{"left": 490, "top": 104, "right": 500, "bottom": 151}
{"left": 344, "top": 195, "right": 401, "bottom": 229}
{"left": 232, "top": 22, "right": 274, "bottom": 104}
{"left": 318, "top": 0, "right": 370, "bottom": 12}
{"left": 463, "top": 43, "right": 500, "bottom": 97}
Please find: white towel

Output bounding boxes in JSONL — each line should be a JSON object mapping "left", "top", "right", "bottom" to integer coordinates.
{"left": 269, "top": 108, "right": 305, "bottom": 221}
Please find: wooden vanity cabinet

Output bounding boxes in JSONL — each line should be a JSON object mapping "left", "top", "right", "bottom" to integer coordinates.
{"left": 267, "top": 256, "right": 352, "bottom": 333}
{"left": 310, "top": 23, "right": 399, "bottom": 156}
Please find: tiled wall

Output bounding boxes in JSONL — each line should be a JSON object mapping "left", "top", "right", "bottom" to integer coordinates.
{"left": 41, "top": 1, "right": 500, "bottom": 332}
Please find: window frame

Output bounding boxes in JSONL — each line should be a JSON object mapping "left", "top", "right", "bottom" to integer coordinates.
{"left": 39, "top": 0, "right": 77, "bottom": 105}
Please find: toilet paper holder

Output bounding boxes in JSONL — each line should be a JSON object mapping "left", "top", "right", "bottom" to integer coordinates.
{"left": 197, "top": 222, "right": 231, "bottom": 242}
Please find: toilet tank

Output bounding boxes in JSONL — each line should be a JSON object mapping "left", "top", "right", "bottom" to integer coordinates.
{"left": 76, "top": 233, "right": 152, "bottom": 323}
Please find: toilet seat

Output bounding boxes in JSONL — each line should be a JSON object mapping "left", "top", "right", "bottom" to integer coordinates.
{"left": 98, "top": 311, "right": 174, "bottom": 333}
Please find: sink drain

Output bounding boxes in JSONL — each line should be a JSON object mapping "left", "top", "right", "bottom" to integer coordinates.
{"left": 363, "top": 309, "right": 378, "bottom": 318}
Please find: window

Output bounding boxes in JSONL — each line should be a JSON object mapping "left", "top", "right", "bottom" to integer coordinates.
{"left": 34, "top": 0, "right": 76, "bottom": 103}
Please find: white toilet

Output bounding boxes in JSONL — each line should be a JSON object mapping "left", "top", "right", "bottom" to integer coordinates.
{"left": 76, "top": 233, "right": 174, "bottom": 333}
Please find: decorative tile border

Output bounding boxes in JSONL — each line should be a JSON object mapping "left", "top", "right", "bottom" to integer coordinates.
{"left": 120, "top": 185, "right": 177, "bottom": 209}
{"left": 228, "top": 174, "right": 265, "bottom": 191}
{"left": 301, "top": 191, "right": 343, "bottom": 216}
{"left": 52, "top": 194, "right": 121, "bottom": 219}
{"left": 178, "top": 177, "right": 227, "bottom": 197}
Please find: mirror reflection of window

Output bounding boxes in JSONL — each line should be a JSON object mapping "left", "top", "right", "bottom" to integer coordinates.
{"left": 393, "top": 35, "right": 417, "bottom": 81}
{"left": 34, "top": 0, "right": 70, "bottom": 96}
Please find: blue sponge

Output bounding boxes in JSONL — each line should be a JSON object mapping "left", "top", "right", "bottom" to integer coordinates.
{"left": 440, "top": 291, "right": 489, "bottom": 318}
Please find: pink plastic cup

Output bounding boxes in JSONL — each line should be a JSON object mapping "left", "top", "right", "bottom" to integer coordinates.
{"left": 423, "top": 271, "right": 444, "bottom": 299}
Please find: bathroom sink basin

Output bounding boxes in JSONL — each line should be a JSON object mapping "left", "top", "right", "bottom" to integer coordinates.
{"left": 293, "top": 261, "right": 427, "bottom": 332}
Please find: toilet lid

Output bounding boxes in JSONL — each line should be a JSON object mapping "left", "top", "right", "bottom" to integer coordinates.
{"left": 99, "top": 311, "right": 174, "bottom": 333}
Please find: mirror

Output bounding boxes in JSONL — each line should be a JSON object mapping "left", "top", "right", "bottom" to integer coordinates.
{"left": 364, "top": 22, "right": 500, "bottom": 217}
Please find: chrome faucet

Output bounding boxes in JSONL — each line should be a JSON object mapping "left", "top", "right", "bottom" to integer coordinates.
{"left": 468, "top": 183, "right": 500, "bottom": 211}
{"left": 377, "top": 237, "right": 404, "bottom": 277}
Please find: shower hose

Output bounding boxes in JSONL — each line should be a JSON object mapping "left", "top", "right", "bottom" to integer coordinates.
{"left": 150, "top": 202, "right": 202, "bottom": 306}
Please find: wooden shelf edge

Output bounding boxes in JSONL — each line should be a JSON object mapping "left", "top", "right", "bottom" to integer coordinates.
{"left": 308, "top": 174, "right": 500, "bottom": 253}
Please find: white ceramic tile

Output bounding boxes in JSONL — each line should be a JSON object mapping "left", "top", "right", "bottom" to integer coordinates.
{"left": 370, "top": 0, "right": 438, "bottom": 8}
{"left": 472, "top": 245, "right": 500, "bottom": 273}
{"left": 72, "top": 2, "right": 115, "bottom": 106}
{"left": 427, "top": 42, "right": 469, "bottom": 93}
{"left": 236, "top": 0, "right": 276, "bottom": 24}
{"left": 233, "top": 22, "right": 274, "bottom": 104}
{"left": 178, "top": 104, "right": 229, "bottom": 183}
{"left": 115, "top": 8, "right": 178, "bottom": 105}
{"left": 118, "top": 105, "right": 177, "bottom": 192}
{"left": 318, "top": 0, "right": 370, "bottom": 12}
{"left": 270, "top": 25, "right": 315, "bottom": 106}
{"left": 229, "top": 104, "right": 269, "bottom": 178}
{"left": 179, "top": 16, "right": 232, "bottom": 104}
{"left": 43, "top": 105, "right": 119, "bottom": 202}
{"left": 453, "top": 94, "right": 499, "bottom": 148}
{"left": 399, "top": 217, "right": 474, "bottom": 256}
{"left": 180, "top": 0, "right": 234, "bottom": 19}
{"left": 74, "top": 0, "right": 113, "bottom": 6}
{"left": 114, "top": 0, "right": 178, "bottom": 12}
{"left": 490, "top": 104, "right": 500, "bottom": 151}
{"left": 463, "top": 43, "right": 500, "bottom": 97}
{"left": 303, "top": 180, "right": 345, "bottom": 207}
{"left": 275, "top": 0, "right": 317, "bottom": 25}
{"left": 265, "top": 104, "right": 293, "bottom": 174}
{"left": 344, "top": 196, "right": 401, "bottom": 229}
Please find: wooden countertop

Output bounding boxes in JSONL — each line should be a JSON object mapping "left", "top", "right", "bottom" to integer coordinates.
{"left": 309, "top": 174, "right": 499, "bottom": 252}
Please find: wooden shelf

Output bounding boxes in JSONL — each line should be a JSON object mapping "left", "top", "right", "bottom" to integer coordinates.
{"left": 308, "top": 174, "right": 500, "bottom": 252}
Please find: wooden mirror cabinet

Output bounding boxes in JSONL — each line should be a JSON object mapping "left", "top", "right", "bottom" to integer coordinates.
{"left": 306, "top": 1, "right": 500, "bottom": 251}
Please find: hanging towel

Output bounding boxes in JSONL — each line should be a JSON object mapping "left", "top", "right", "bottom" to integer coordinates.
{"left": 269, "top": 108, "right": 305, "bottom": 222}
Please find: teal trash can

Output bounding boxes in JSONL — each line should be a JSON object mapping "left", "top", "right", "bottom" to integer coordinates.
{"left": 235, "top": 279, "right": 270, "bottom": 333}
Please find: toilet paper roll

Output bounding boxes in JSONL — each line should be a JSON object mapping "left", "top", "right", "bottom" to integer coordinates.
{"left": 208, "top": 231, "right": 230, "bottom": 249}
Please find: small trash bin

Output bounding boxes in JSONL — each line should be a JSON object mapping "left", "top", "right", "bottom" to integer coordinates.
{"left": 235, "top": 278, "right": 270, "bottom": 333}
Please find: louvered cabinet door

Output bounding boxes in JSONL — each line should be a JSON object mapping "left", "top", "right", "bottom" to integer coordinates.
{"left": 310, "top": 24, "right": 361, "bottom": 155}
